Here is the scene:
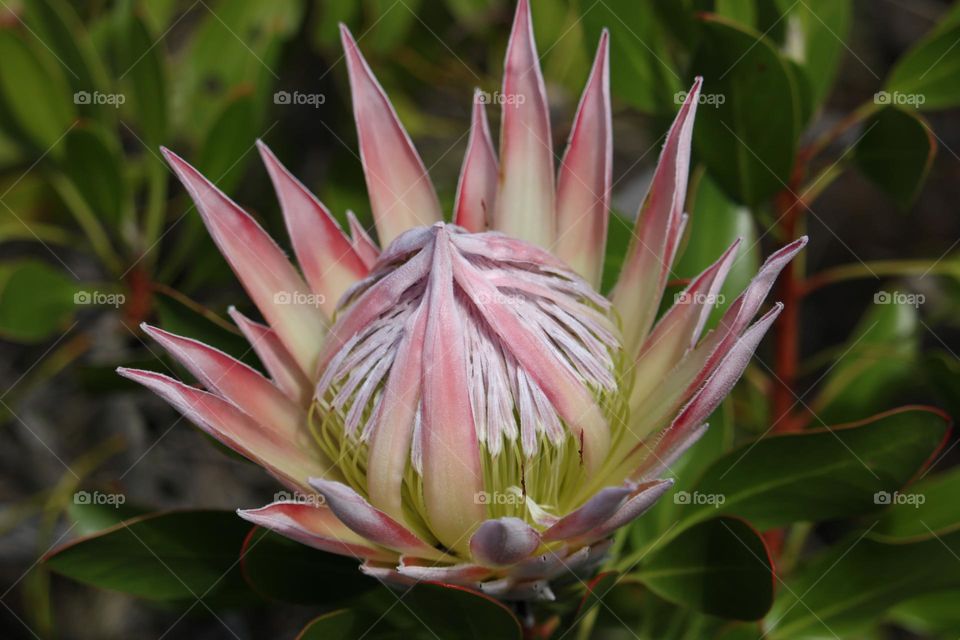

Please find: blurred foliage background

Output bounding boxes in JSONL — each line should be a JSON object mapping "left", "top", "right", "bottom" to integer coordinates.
{"left": 1, "top": 0, "right": 960, "bottom": 638}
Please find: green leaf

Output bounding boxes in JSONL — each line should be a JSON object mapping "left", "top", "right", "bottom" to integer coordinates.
{"left": 67, "top": 500, "right": 148, "bottom": 536}
{"left": 814, "top": 299, "right": 921, "bottom": 424}
{"left": 678, "top": 407, "right": 949, "bottom": 530}
{"left": 299, "top": 610, "right": 372, "bottom": 639}
{"left": 241, "top": 528, "right": 374, "bottom": 604}
{"left": 197, "top": 90, "right": 258, "bottom": 195}
{"left": 0, "top": 260, "right": 78, "bottom": 343}
{"left": 23, "top": 0, "right": 110, "bottom": 103}
{"left": 45, "top": 510, "right": 254, "bottom": 604}
{"left": 0, "top": 30, "right": 75, "bottom": 151}
{"left": 855, "top": 106, "right": 936, "bottom": 209}
{"left": 62, "top": 124, "right": 129, "bottom": 227}
{"left": 400, "top": 584, "right": 522, "bottom": 639}
{"left": 692, "top": 15, "right": 800, "bottom": 205}
{"left": 364, "top": 0, "right": 422, "bottom": 53}
{"left": 715, "top": 0, "right": 756, "bottom": 27}
{"left": 776, "top": 0, "right": 852, "bottom": 105}
{"left": 579, "top": 0, "right": 681, "bottom": 114}
{"left": 888, "top": 590, "right": 960, "bottom": 637}
{"left": 635, "top": 517, "right": 773, "bottom": 620}
{"left": 110, "top": 6, "right": 168, "bottom": 147}
{"left": 766, "top": 529, "right": 960, "bottom": 638}
{"left": 886, "top": 22, "right": 960, "bottom": 110}
{"left": 872, "top": 466, "right": 960, "bottom": 543}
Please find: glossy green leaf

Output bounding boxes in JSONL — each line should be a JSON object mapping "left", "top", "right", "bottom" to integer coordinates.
{"left": 776, "top": 0, "right": 852, "bottom": 105}
{"left": 45, "top": 510, "right": 254, "bottom": 603}
{"left": 635, "top": 517, "right": 773, "bottom": 620}
{"left": 241, "top": 528, "right": 374, "bottom": 604}
{"left": 855, "top": 106, "right": 936, "bottom": 209}
{"left": 678, "top": 407, "right": 949, "bottom": 530}
{"left": 67, "top": 501, "right": 148, "bottom": 536}
{"left": 872, "top": 466, "right": 960, "bottom": 542}
{"left": 886, "top": 22, "right": 960, "bottom": 110}
{"left": 62, "top": 124, "right": 128, "bottom": 227}
{"left": 299, "top": 610, "right": 372, "bottom": 639}
{"left": 766, "top": 529, "right": 960, "bottom": 638}
{"left": 385, "top": 584, "right": 523, "bottom": 639}
{"left": 579, "top": 0, "right": 681, "bottom": 114}
{"left": 0, "top": 30, "right": 75, "bottom": 151}
{"left": 0, "top": 260, "right": 78, "bottom": 343}
{"left": 814, "top": 300, "right": 920, "bottom": 424}
{"left": 692, "top": 15, "right": 799, "bottom": 205}
{"left": 197, "top": 90, "right": 258, "bottom": 195}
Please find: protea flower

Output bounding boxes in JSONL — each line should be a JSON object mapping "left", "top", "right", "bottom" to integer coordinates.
{"left": 119, "top": 0, "right": 804, "bottom": 601}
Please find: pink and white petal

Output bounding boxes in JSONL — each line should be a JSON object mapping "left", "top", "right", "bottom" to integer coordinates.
{"left": 454, "top": 91, "right": 498, "bottom": 233}
{"left": 309, "top": 478, "right": 447, "bottom": 561}
{"left": 611, "top": 78, "right": 703, "bottom": 357}
{"left": 480, "top": 578, "right": 555, "bottom": 602}
{"left": 340, "top": 25, "right": 441, "bottom": 245}
{"left": 419, "top": 228, "right": 485, "bottom": 553}
{"left": 570, "top": 479, "right": 674, "bottom": 545}
{"left": 631, "top": 425, "right": 710, "bottom": 482}
{"left": 366, "top": 304, "right": 427, "bottom": 526}
{"left": 630, "top": 240, "right": 740, "bottom": 409}
{"left": 141, "top": 324, "right": 305, "bottom": 434}
{"left": 396, "top": 561, "right": 492, "bottom": 584}
{"left": 238, "top": 501, "right": 397, "bottom": 563}
{"left": 117, "top": 368, "right": 329, "bottom": 489}
{"left": 257, "top": 141, "right": 368, "bottom": 318}
{"left": 469, "top": 517, "right": 541, "bottom": 567}
{"left": 492, "top": 0, "right": 555, "bottom": 248}
{"left": 554, "top": 30, "right": 611, "bottom": 287}
{"left": 360, "top": 562, "right": 418, "bottom": 587}
{"left": 541, "top": 486, "right": 632, "bottom": 542}
{"left": 347, "top": 210, "right": 380, "bottom": 270}
{"left": 451, "top": 250, "right": 610, "bottom": 473}
{"left": 162, "top": 148, "right": 326, "bottom": 374}
{"left": 227, "top": 307, "right": 313, "bottom": 406}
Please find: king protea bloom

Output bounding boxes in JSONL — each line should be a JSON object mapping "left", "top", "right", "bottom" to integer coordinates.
{"left": 119, "top": 0, "right": 804, "bottom": 601}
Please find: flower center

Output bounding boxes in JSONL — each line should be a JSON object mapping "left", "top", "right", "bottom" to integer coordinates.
{"left": 311, "top": 223, "right": 625, "bottom": 526}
